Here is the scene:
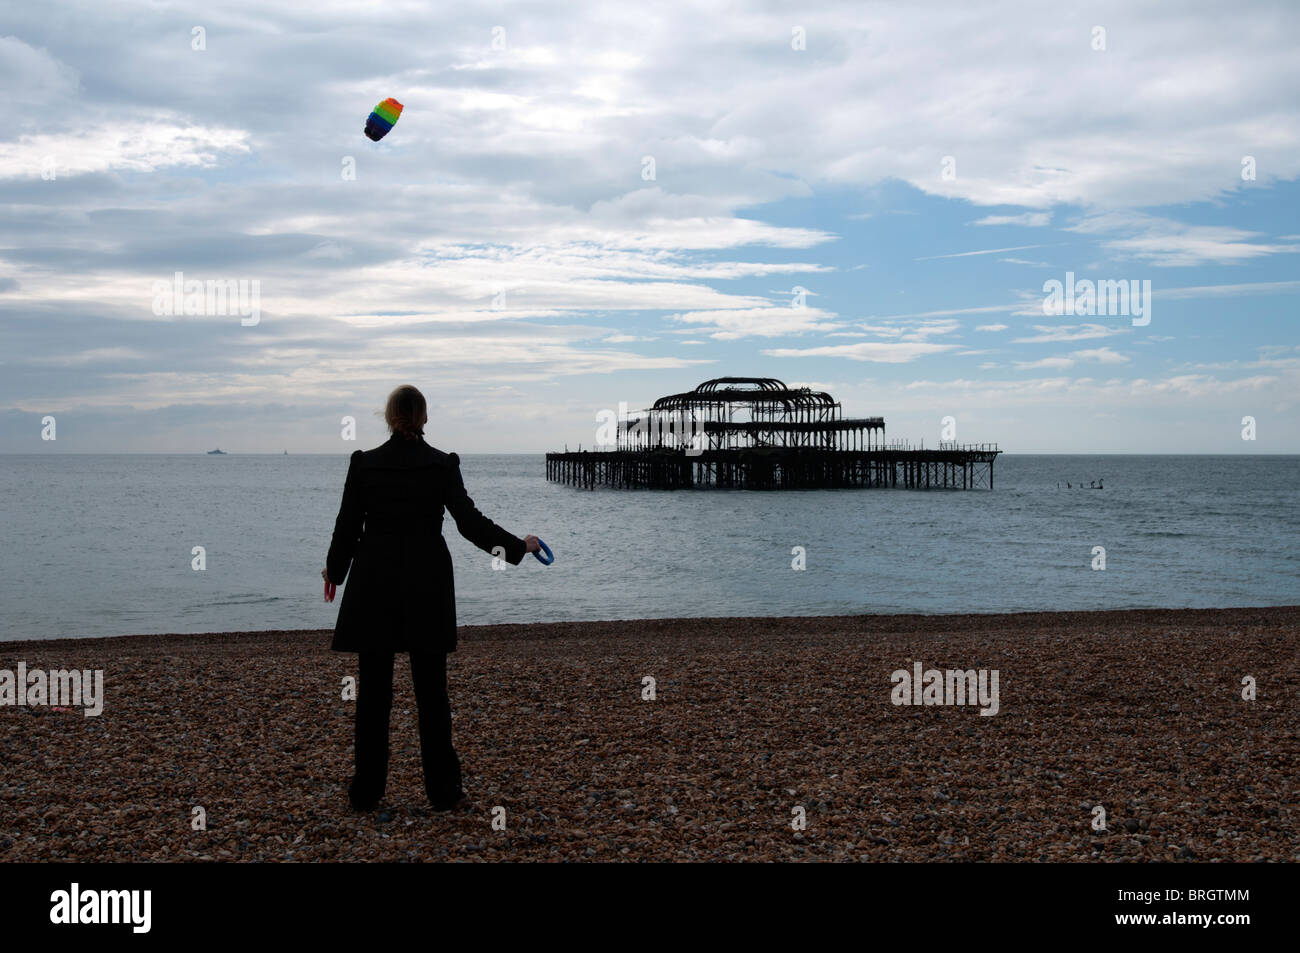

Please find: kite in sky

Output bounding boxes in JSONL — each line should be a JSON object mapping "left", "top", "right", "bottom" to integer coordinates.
{"left": 364, "top": 97, "right": 403, "bottom": 141}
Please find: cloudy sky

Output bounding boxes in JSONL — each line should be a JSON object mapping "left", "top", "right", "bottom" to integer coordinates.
{"left": 2, "top": 0, "right": 1298, "bottom": 453}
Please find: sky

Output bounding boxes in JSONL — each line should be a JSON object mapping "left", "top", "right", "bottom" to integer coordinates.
{"left": 2, "top": 0, "right": 1298, "bottom": 453}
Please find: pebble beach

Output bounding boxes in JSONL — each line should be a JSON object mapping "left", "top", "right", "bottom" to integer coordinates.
{"left": 1, "top": 606, "right": 1295, "bottom": 862}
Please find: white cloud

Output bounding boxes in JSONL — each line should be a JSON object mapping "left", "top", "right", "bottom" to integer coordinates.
{"left": 1014, "top": 346, "right": 1128, "bottom": 370}
{"left": 851, "top": 319, "right": 963, "bottom": 341}
{"left": 667, "top": 307, "right": 840, "bottom": 340}
{"left": 762, "top": 342, "right": 959, "bottom": 362}
{"left": 898, "top": 373, "right": 1285, "bottom": 404}
{"left": 975, "top": 323, "right": 1008, "bottom": 332}
{"left": 0, "top": 121, "right": 251, "bottom": 178}
{"left": 6, "top": 1, "right": 1300, "bottom": 451}
{"left": 1015, "top": 356, "right": 1076, "bottom": 370}
{"left": 1066, "top": 212, "right": 1300, "bottom": 267}
{"left": 1071, "top": 347, "right": 1129, "bottom": 364}
{"left": 972, "top": 212, "right": 1051, "bottom": 227}
{"left": 1155, "top": 280, "right": 1300, "bottom": 299}
{"left": 868, "top": 305, "right": 1016, "bottom": 321}
{"left": 1013, "top": 324, "right": 1128, "bottom": 343}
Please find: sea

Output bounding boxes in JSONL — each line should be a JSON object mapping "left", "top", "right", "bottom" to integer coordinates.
{"left": 1, "top": 453, "right": 1296, "bottom": 641}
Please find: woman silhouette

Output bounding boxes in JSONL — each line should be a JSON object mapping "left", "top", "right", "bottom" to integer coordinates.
{"left": 323, "top": 385, "right": 540, "bottom": 811}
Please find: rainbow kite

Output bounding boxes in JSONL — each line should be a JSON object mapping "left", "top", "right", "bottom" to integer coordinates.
{"left": 364, "top": 97, "right": 403, "bottom": 141}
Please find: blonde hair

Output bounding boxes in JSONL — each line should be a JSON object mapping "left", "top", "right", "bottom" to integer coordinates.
{"left": 384, "top": 385, "right": 427, "bottom": 439}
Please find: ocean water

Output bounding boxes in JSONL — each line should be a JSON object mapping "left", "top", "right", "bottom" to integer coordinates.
{"left": 0, "top": 453, "right": 1297, "bottom": 642}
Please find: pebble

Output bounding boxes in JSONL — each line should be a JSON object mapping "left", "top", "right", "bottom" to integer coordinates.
{"left": 0, "top": 607, "right": 1294, "bottom": 862}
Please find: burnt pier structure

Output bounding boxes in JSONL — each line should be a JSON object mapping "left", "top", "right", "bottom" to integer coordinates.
{"left": 545, "top": 377, "right": 1000, "bottom": 490}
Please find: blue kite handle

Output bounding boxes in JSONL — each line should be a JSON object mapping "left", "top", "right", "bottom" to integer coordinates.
{"left": 532, "top": 539, "right": 554, "bottom": 565}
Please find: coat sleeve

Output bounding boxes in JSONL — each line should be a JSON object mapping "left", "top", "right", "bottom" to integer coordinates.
{"left": 444, "top": 452, "right": 527, "bottom": 565}
{"left": 326, "top": 450, "right": 365, "bottom": 585}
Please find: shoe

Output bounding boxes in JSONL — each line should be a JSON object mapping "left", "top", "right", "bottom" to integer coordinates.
{"left": 348, "top": 780, "right": 382, "bottom": 812}
{"left": 430, "top": 790, "right": 466, "bottom": 811}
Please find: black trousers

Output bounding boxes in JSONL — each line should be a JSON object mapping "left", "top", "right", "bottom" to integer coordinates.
{"left": 350, "top": 650, "right": 462, "bottom": 806}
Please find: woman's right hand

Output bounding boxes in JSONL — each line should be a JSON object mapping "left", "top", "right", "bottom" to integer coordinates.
{"left": 524, "top": 535, "right": 541, "bottom": 554}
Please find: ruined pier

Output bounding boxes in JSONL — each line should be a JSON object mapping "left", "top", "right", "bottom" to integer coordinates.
{"left": 546, "top": 377, "right": 1000, "bottom": 490}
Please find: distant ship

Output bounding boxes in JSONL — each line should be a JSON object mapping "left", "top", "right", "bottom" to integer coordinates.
{"left": 207, "top": 448, "right": 227, "bottom": 455}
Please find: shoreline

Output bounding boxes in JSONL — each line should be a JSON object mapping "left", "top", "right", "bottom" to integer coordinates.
{"left": 6, "top": 604, "right": 1300, "bottom": 651}
{"left": 2, "top": 605, "right": 1295, "bottom": 862}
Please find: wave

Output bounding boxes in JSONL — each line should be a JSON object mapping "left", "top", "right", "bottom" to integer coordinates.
{"left": 192, "top": 595, "right": 287, "bottom": 608}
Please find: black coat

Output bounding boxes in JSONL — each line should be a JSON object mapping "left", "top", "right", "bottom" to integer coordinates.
{"left": 325, "top": 435, "right": 527, "bottom": 653}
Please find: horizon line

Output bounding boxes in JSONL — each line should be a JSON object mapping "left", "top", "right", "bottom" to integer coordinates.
{"left": 2, "top": 450, "right": 1298, "bottom": 457}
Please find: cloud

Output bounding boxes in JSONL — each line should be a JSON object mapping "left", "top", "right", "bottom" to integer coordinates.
{"left": 867, "top": 305, "right": 1017, "bottom": 320}
{"left": 900, "top": 320, "right": 961, "bottom": 340}
{"left": 8, "top": 318, "right": 716, "bottom": 414}
{"left": 972, "top": 212, "right": 1051, "bottom": 227}
{"left": 0, "top": 121, "right": 252, "bottom": 179}
{"left": 1071, "top": 346, "right": 1129, "bottom": 364}
{"left": 898, "top": 372, "right": 1286, "bottom": 404}
{"left": 667, "top": 306, "right": 840, "bottom": 339}
{"left": 1014, "top": 356, "right": 1076, "bottom": 370}
{"left": 1065, "top": 212, "right": 1300, "bottom": 267}
{"left": 762, "top": 342, "right": 959, "bottom": 362}
{"left": 914, "top": 244, "right": 1053, "bottom": 262}
{"left": 1014, "top": 346, "right": 1129, "bottom": 370}
{"left": 26, "top": 346, "right": 147, "bottom": 367}
{"left": 854, "top": 318, "right": 962, "bottom": 340}
{"left": 0, "top": 35, "right": 80, "bottom": 106}
{"left": 1013, "top": 324, "right": 1128, "bottom": 343}
{"left": 1155, "top": 280, "right": 1300, "bottom": 299}
{"left": 5, "top": 1, "right": 1300, "bottom": 451}
{"left": 8, "top": 1, "right": 1300, "bottom": 213}
{"left": 776, "top": 5, "right": 1300, "bottom": 209}
{"left": 975, "top": 323, "right": 1008, "bottom": 332}
{"left": 1183, "top": 344, "right": 1300, "bottom": 371}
